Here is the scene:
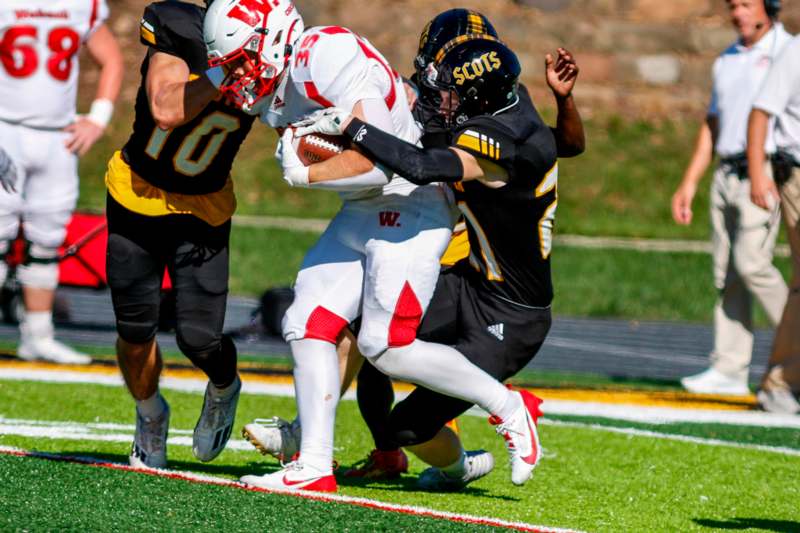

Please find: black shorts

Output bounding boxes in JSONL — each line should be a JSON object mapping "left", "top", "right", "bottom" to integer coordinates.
{"left": 418, "top": 260, "right": 551, "bottom": 379}
{"left": 389, "top": 260, "right": 551, "bottom": 444}
{"left": 105, "top": 194, "right": 230, "bottom": 351}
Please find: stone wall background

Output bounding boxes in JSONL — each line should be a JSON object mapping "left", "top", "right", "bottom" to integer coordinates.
{"left": 96, "top": 0, "right": 800, "bottom": 119}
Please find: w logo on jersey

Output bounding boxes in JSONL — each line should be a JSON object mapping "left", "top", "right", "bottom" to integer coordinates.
{"left": 379, "top": 211, "right": 401, "bottom": 227}
{"left": 227, "top": 0, "right": 278, "bottom": 26}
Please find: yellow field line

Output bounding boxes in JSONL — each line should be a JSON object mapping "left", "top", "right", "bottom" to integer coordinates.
{"left": 0, "top": 359, "right": 756, "bottom": 411}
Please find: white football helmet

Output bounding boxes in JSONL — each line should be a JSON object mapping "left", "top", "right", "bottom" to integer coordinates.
{"left": 204, "top": 0, "right": 304, "bottom": 113}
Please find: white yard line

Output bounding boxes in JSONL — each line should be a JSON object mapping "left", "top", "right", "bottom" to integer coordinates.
{"left": 0, "top": 445, "right": 580, "bottom": 533}
{"left": 541, "top": 419, "right": 800, "bottom": 457}
{"left": 538, "top": 399, "right": 800, "bottom": 429}
{"left": 2, "top": 366, "right": 799, "bottom": 444}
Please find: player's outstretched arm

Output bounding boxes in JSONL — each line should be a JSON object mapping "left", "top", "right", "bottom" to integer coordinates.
{"left": 145, "top": 51, "right": 218, "bottom": 130}
{"left": 545, "top": 48, "right": 585, "bottom": 157}
{"left": 298, "top": 108, "right": 509, "bottom": 187}
{"left": 63, "top": 24, "right": 123, "bottom": 156}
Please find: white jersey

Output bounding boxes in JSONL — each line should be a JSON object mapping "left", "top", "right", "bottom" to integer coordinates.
{"left": 261, "top": 25, "right": 420, "bottom": 200}
{"left": 0, "top": 0, "right": 109, "bottom": 129}
{"left": 708, "top": 23, "right": 793, "bottom": 157}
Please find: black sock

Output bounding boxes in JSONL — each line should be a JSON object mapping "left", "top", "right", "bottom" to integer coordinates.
{"left": 356, "top": 360, "right": 398, "bottom": 451}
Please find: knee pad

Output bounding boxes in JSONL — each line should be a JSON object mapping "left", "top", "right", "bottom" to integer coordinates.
{"left": 116, "top": 320, "right": 158, "bottom": 345}
{"left": 283, "top": 304, "right": 348, "bottom": 344}
{"left": 0, "top": 215, "right": 19, "bottom": 243}
{"left": 0, "top": 240, "right": 10, "bottom": 283}
{"left": 23, "top": 210, "right": 70, "bottom": 249}
{"left": 17, "top": 244, "right": 59, "bottom": 289}
{"left": 176, "top": 320, "right": 223, "bottom": 361}
{"left": 358, "top": 283, "right": 424, "bottom": 358}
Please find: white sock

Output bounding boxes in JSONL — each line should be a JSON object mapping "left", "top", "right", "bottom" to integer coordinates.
{"left": 291, "top": 338, "right": 340, "bottom": 473}
{"left": 22, "top": 311, "right": 53, "bottom": 338}
{"left": 493, "top": 390, "right": 521, "bottom": 422}
{"left": 371, "top": 339, "right": 513, "bottom": 417}
{"left": 136, "top": 392, "right": 165, "bottom": 420}
{"left": 440, "top": 449, "right": 467, "bottom": 478}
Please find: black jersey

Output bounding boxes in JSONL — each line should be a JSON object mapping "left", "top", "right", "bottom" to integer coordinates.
{"left": 449, "top": 88, "right": 558, "bottom": 308}
{"left": 121, "top": 1, "right": 255, "bottom": 195}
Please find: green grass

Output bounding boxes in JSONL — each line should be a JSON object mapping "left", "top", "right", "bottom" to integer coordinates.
{"left": 224, "top": 225, "right": 791, "bottom": 325}
{"left": 0, "top": 455, "right": 498, "bottom": 532}
{"left": 1, "top": 379, "right": 799, "bottom": 532}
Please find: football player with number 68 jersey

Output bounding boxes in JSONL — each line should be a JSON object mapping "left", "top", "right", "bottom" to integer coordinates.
{"left": 0, "top": 0, "right": 122, "bottom": 364}
{"left": 205, "top": 0, "right": 545, "bottom": 492}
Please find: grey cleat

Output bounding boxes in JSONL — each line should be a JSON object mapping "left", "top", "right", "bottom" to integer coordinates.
{"left": 417, "top": 450, "right": 495, "bottom": 491}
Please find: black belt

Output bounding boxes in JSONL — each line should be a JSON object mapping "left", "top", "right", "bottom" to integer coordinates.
{"left": 771, "top": 150, "right": 799, "bottom": 186}
{"left": 720, "top": 152, "right": 799, "bottom": 181}
{"left": 720, "top": 153, "right": 750, "bottom": 178}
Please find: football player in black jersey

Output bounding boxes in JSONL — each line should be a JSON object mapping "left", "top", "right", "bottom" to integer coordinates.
{"left": 408, "top": 8, "right": 584, "bottom": 157}
{"left": 104, "top": 0, "right": 255, "bottom": 469}
{"left": 292, "top": 35, "right": 573, "bottom": 489}
{"left": 243, "top": 9, "right": 584, "bottom": 488}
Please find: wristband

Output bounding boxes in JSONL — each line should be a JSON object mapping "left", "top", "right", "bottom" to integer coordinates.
{"left": 87, "top": 98, "right": 114, "bottom": 128}
{"left": 205, "top": 66, "right": 226, "bottom": 89}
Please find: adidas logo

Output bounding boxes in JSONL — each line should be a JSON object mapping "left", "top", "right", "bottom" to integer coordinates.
{"left": 487, "top": 323, "right": 504, "bottom": 341}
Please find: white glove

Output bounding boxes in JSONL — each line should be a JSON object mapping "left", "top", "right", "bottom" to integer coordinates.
{"left": 276, "top": 129, "right": 310, "bottom": 187}
{"left": 293, "top": 107, "right": 351, "bottom": 137}
{"left": 0, "top": 146, "right": 18, "bottom": 193}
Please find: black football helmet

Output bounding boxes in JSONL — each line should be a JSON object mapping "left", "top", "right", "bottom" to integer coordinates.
{"left": 415, "top": 9, "right": 498, "bottom": 81}
{"left": 426, "top": 36, "right": 521, "bottom": 126}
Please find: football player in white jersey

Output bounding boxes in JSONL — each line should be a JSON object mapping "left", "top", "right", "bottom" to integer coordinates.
{"left": 0, "top": 0, "right": 123, "bottom": 364}
{"left": 205, "top": 0, "right": 543, "bottom": 493}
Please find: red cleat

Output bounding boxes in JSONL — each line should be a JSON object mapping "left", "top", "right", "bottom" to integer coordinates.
{"left": 344, "top": 449, "right": 409, "bottom": 479}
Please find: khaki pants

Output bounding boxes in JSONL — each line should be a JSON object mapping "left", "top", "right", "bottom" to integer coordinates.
{"left": 709, "top": 162, "right": 788, "bottom": 381}
{"left": 761, "top": 166, "right": 800, "bottom": 394}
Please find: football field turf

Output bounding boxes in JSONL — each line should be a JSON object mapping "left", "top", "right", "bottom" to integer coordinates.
{"left": 0, "top": 364, "right": 798, "bottom": 532}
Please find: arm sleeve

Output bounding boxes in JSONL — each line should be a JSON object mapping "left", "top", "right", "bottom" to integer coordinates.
{"left": 85, "top": 0, "right": 110, "bottom": 41}
{"left": 343, "top": 117, "right": 464, "bottom": 184}
{"left": 753, "top": 38, "right": 800, "bottom": 116}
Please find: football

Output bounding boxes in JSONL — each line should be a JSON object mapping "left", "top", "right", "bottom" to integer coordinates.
{"left": 291, "top": 129, "right": 350, "bottom": 165}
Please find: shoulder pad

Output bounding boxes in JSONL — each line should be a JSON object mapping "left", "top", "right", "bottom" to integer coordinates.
{"left": 140, "top": 1, "right": 204, "bottom": 57}
{"left": 290, "top": 27, "right": 362, "bottom": 96}
{"left": 452, "top": 116, "right": 515, "bottom": 164}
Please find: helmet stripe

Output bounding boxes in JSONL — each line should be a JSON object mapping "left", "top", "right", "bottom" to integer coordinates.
{"left": 433, "top": 34, "right": 501, "bottom": 64}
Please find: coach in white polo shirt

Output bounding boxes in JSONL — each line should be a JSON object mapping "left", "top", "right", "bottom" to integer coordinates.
{"left": 671, "top": 0, "right": 791, "bottom": 395}
{"left": 747, "top": 33, "right": 800, "bottom": 413}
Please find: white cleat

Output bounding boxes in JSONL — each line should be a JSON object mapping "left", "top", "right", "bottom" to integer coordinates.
{"left": 240, "top": 460, "right": 337, "bottom": 492}
{"left": 681, "top": 368, "right": 750, "bottom": 396}
{"left": 242, "top": 416, "right": 301, "bottom": 462}
{"left": 757, "top": 388, "right": 800, "bottom": 414}
{"left": 417, "top": 450, "right": 495, "bottom": 491}
{"left": 18, "top": 336, "right": 90, "bottom": 365}
{"left": 129, "top": 395, "right": 170, "bottom": 470}
{"left": 193, "top": 375, "right": 241, "bottom": 462}
{"left": 490, "top": 389, "right": 543, "bottom": 486}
